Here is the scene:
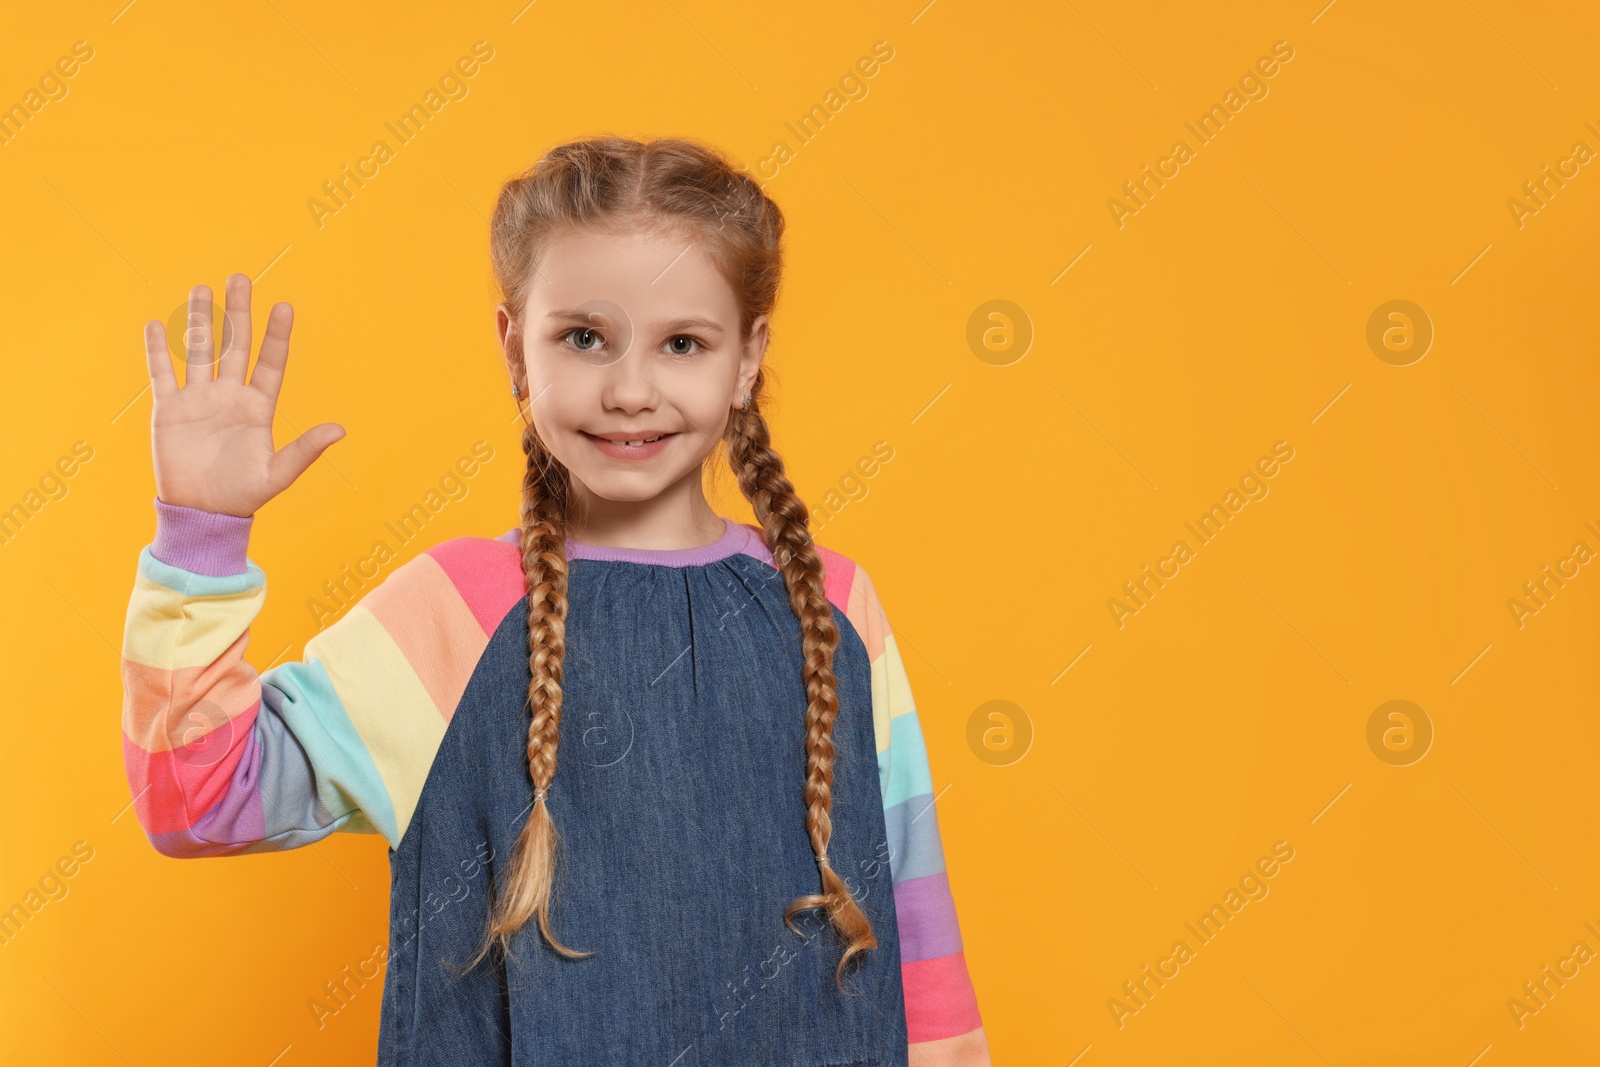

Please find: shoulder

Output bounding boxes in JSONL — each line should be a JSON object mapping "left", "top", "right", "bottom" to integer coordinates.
{"left": 788, "top": 535, "right": 911, "bottom": 771}
{"left": 313, "top": 531, "right": 525, "bottom": 642}
{"left": 303, "top": 532, "right": 526, "bottom": 720}
{"left": 740, "top": 524, "right": 891, "bottom": 661}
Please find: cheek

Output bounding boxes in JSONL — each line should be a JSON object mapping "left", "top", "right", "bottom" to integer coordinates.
{"left": 527, "top": 354, "right": 593, "bottom": 415}
{"left": 665, "top": 385, "right": 732, "bottom": 452}
{"left": 524, "top": 371, "right": 592, "bottom": 454}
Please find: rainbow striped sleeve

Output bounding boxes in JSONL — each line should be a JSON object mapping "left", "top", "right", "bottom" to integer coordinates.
{"left": 841, "top": 564, "right": 991, "bottom": 1064}
{"left": 121, "top": 498, "right": 521, "bottom": 857}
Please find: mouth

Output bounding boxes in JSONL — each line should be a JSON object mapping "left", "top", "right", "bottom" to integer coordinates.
{"left": 583, "top": 430, "right": 679, "bottom": 458}
{"left": 592, "top": 431, "right": 672, "bottom": 444}
{"left": 584, "top": 431, "right": 676, "bottom": 445}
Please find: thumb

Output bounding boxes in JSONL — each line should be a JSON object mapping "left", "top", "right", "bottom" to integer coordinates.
{"left": 267, "top": 423, "right": 346, "bottom": 494}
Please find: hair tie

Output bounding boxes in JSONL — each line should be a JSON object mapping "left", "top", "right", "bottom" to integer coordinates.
{"left": 534, "top": 787, "right": 549, "bottom": 804}
{"left": 816, "top": 853, "right": 831, "bottom": 869}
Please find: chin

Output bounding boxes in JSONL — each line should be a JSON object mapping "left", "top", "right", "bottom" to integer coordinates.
{"left": 571, "top": 470, "right": 675, "bottom": 502}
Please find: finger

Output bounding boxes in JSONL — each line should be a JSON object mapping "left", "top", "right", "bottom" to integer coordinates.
{"left": 217, "top": 273, "right": 252, "bottom": 384}
{"left": 266, "top": 423, "right": 345, "bottom": 495}
{"left": 144, "top": 320, "right": 178, "bottom": 400}
{"left": 249, "top": 302, "right": 293, "bottom": 406}
{"left": 184, "top": 284, "right": 215, "bottom": 386}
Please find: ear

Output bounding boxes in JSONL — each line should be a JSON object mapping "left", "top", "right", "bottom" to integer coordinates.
{"left": 737, "top": 314, "right": 770, "bottom": 402}
{"left": 496, "top": 302, "right": 527, "bottom": 394}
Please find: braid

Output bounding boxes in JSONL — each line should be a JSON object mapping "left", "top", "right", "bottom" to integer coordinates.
{"left": 725, "top": 371, "right": 878, "bottom": 990}
{"left": 462, "top": 418, "right": 593, "bottom": 975}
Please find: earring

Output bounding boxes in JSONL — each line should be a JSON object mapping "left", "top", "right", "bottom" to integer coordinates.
{"left": 742, "top": 392, "right": 752, "bottom": 409}
{"left": 511, "top": 382, "right": 532, "bottom": 429}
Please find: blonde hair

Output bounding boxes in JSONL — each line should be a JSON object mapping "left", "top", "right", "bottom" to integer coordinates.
{"left": 462, "top": 136, "right": 876, "bottom": 989}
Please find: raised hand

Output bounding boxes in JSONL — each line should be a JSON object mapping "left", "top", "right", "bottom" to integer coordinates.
{"left": 144, "top": 274, "right": 345, "bottom": 517}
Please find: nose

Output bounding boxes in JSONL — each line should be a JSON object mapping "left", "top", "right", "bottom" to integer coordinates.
{"left": 598, "top": 342, "right": 662, "bottom": 413}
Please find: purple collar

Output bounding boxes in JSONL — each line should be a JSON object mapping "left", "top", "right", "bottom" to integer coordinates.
{"left": 494, "top": 516, "right": 765, "bottom": 567}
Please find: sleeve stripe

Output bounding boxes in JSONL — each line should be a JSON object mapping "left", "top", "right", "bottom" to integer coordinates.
{"left": 894, "top": 870, "right": 964, "bottom": 963}
{"left": 121, "top": 699, "right": 262, "bottom": 837}
{"left": 881, "top": 707, "right": 934, "bottom": 808}
{"left": 123, "top": 555, "right": 268, "bottom": 670}
{"left": 815, "top": 544, "right": 859, "bottom": 624}
{"left": 135, "top": 544, "right": 264, "bottom": 598}
{"left": 841, "top": 560, "right": 884, "bottom": 661}
{"left": 302, "top": 605, "right": 446, "bottom": 846}
{"left": 423, "top": 537, "right": 526, "bottom": 637}
{"left": 903, "top": 951, "right": 984, "bottom": 1043}
{"left": 882, "top": 792, "right": 947, "bottom": 883}
{"left": 121, "top": 633, "right": 260, "bottom": 753}
{"left": 256, "top": 657, "right": 397, "bottom": 844}
{"left": 122, "top": 652, "right": 401, "bottom": 846}
{"left": 358, "top": 552, "right": 491, "bottom": 728}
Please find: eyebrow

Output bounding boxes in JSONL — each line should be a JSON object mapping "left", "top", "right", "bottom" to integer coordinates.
{"left": 544, "top": 309, "right": 725, "bottom": 334}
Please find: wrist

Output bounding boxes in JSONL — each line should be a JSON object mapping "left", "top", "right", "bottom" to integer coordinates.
{"left": 151, "top": 496, "right": 254, "bottom": 576}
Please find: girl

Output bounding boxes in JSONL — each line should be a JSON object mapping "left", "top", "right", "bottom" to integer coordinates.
{"left": 122, "top": 136, "right": 990, "bottom": 1066}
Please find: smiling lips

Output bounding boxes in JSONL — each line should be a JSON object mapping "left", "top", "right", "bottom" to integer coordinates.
{"left": 584, "top": 430, "right": 678, "bottom": 460}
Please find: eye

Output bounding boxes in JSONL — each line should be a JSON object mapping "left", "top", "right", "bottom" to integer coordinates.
{"left": 560, "top": 326, "right": 605, "bottom": 352}
{"left": 665, "top": 335, "right": 704, "bottom": 358}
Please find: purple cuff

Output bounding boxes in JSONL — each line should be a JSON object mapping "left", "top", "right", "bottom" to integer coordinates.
{"left": 151, "top": 496, "right": 254, "bottom": 576}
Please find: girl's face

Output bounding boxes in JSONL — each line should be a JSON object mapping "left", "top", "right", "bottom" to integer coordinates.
{"left": 498, "top": 224, "right": 767, "bottom": 507}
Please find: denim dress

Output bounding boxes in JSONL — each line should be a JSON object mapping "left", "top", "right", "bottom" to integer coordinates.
{"left": 378, "top": 523, "right": 910, "bottom": 1065}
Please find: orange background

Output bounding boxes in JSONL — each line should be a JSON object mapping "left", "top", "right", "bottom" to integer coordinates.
{"left": 3, "top": 1, "right": 1599, "bottom": 1064}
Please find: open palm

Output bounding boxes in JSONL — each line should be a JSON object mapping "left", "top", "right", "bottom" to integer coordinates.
{"left": 144, "top": 274, "right": 344, "bottom": 517}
